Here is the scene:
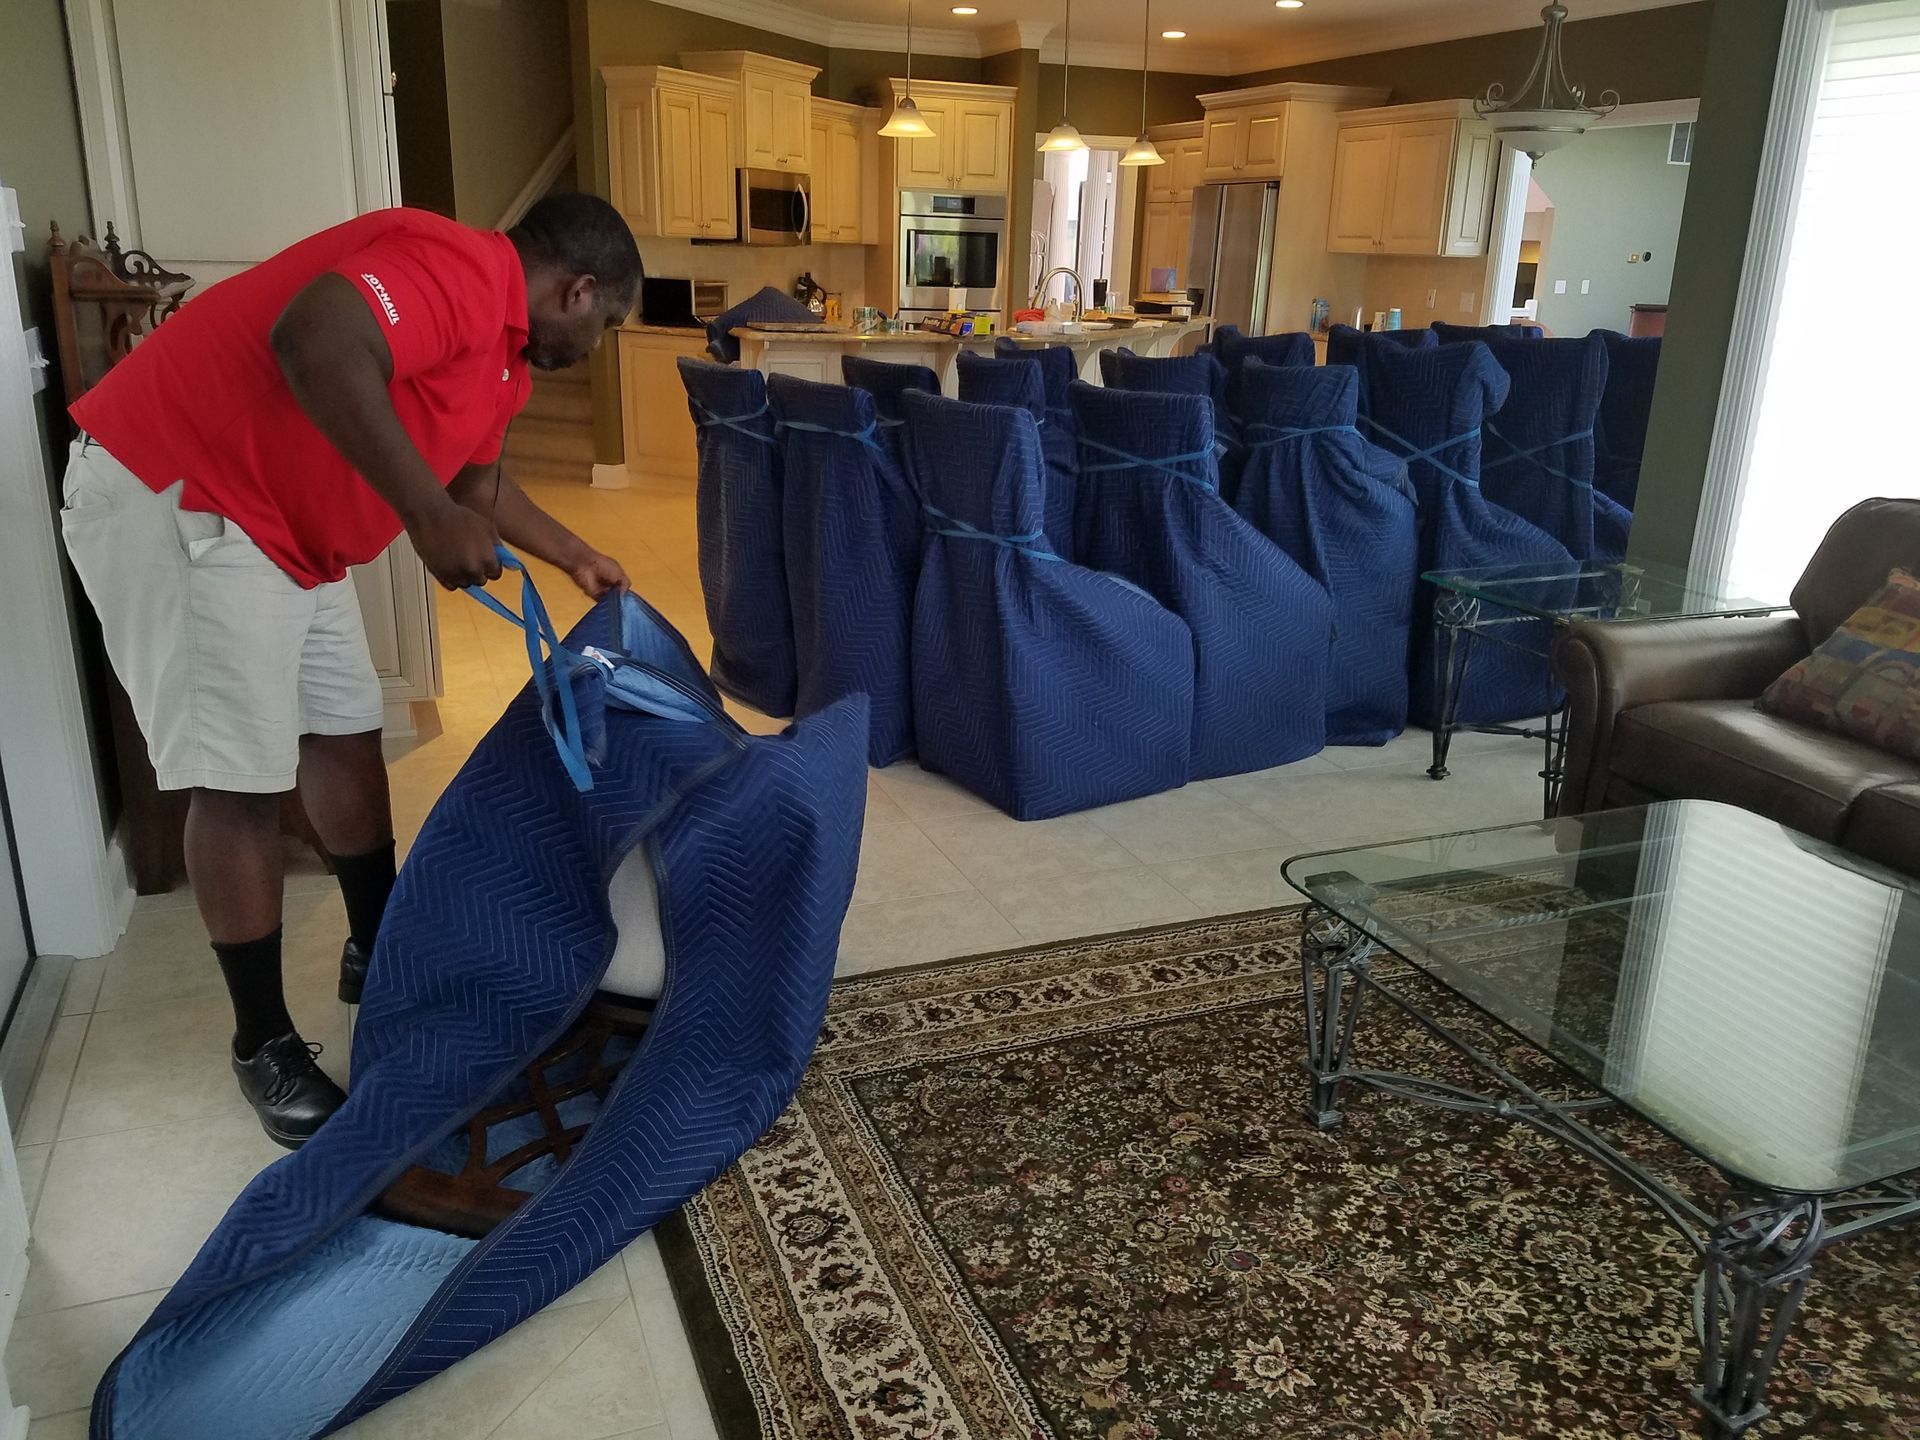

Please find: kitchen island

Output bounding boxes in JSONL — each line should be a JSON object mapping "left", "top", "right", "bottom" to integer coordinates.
{"left": 733, "top": 318, "right": 1214, "bottom": 392}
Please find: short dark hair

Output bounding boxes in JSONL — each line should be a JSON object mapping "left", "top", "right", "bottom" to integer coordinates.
{"left": 509, "top": 193, "right": 643, "bottom": 301}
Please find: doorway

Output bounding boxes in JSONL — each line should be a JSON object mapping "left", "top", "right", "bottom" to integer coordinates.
{"left": 1031, "top": 145, "right": 1126, "bottom": 309}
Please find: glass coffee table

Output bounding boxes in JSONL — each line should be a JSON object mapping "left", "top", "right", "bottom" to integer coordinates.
{"left": 1283, "top": 801, "right": 1920, "bottom": 1439}
{"left": 1423, "top": 560, "right": 1787, "bottom": 815}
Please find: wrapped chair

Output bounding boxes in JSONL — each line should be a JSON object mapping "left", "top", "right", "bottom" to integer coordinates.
{"left": 842, "top": 354, "right": 940, "bottom": 483}
{"left": 1326, "top": 324, "right": 1439, "bottom": 416}
{"left": 1481, "top": 335, "right": 1623, "bottom": 563}
{"left": 901, "top": 391, "right": 1196, "bottom": 818}
{"left": 1360, "top": 340, "right": 1576, "bottom": 728}
{"left": 991, "top": 340, "right": 1081, "bottom": 559}
{"left": 1098, "top": 347, "right": 1244, "bottom": 499}
{"left": 771, "top": 374, "right": 920, "bottom": 766}
{"left": 1234, "top": 362, "right": 1419, "bottom": 746}
{"left": 678, "top": 358, "right": 796, "bottom": 716}
{"left": 1593, "top": 330, "right": 1661, "bottom": 510}
{"left": 1215, "top": 329, "right": 1315, "bottom": 371}
{"left": 1071, "top": 381, "right": 1334, "bottom": 778}
{"left": 704, "top": 285, "right": 815, "bottom": 364}
{"left": 1433, "top": 321, "right": 1545, "bottom": 343}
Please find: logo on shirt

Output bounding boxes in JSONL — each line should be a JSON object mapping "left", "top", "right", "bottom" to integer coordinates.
{"left": 360, "top": 272, "right": 400, "bottom": 327}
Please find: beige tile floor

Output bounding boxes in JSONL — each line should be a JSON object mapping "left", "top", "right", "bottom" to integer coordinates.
{"left": 8, "top": 474, "right": 1546, "bottom": 1437}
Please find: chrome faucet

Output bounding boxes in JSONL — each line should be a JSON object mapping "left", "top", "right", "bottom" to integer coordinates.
{"left": 1029, "top": 267, "right": 1086, "bottom": 320}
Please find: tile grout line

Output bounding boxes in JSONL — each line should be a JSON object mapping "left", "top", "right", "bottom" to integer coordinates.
{"left": 481, "top": 1296, "right": 627, "bottom": 1440}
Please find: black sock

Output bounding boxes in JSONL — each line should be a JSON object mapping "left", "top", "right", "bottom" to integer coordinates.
{"left": 332, "top": 841, "right": 397, "bottom": 952}
{"left": 213, "top": 928, "right": 293, "bottom": 1060}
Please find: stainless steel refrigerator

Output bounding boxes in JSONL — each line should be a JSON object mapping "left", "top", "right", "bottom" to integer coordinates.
{"left": 1188, "top": 182, "right": 1280, "bottom": 336}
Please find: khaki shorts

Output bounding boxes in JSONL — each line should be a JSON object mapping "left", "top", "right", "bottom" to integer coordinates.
{"left": 59, "top": 438, "right": 386, "bottom": 794}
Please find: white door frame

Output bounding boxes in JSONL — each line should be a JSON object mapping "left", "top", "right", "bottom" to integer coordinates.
{"left": 0, "top": 187, "right": 133, "bottom": 960}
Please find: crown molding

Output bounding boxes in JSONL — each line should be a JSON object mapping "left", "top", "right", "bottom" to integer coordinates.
{"left": 1045, "top": 37, "right": 1237, "bottom": 75}
{"left": 981, "top": 19, "right": 1054, "bottom": 54}
{"left": 831, "top": 19, "right": 979, "bottom": 58}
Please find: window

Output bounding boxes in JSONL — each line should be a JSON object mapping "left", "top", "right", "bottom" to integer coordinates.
{"left": 1703, "top": 0, "right": 1920, "bottom": 601}
{"left": 1667, "top": 120, "right": 1695, "bottom": 165}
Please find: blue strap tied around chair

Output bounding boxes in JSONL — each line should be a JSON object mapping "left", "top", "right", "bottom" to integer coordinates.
{"left": 1482, "top": 422, "right": 1598, "bottom": 487}
{"left": 921, "top": 503, "right": 1065, "bottom": 562}
{"left": 1078, "top": 435, "right": 1220, "bottom": 490}
{"left": 689, "top": 400, "right": 777, "bottom": 446}
{"left": 1242, "top": 422, "right": 1361, "bottom": 451}
{"left": 776, "top": 416, "right": 886, "bottom": 453}
{"left": 1361, "top": 417, "right": 1485, "bottom": 492}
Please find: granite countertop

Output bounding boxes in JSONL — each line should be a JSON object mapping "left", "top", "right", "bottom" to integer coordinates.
{"left": 620, "top": 322, "right": 711, "bottom": 339}
{"left": 729, "top": 318, "right": 1212, "bottom": 345}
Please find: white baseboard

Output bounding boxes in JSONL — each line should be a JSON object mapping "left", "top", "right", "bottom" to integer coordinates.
{"left": 591, "top": 463, "right": 632, "bottom": 491}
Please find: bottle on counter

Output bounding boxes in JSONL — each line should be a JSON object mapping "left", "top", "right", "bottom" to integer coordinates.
{"left": 1310, "top": 297, "right": 1330, "bottom": 334}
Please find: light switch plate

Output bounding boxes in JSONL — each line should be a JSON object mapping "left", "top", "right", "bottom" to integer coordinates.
{"left": 1581, "top": 279, "right": 1591, "bottom": 294}
{"left": 1553, "top": 279, "right": 1567, "bottom": 295}
{"left": 1425, "top": 289, "right": 1438, "bottom": 308}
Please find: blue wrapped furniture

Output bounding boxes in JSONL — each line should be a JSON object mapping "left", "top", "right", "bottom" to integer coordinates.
{"left": 1481, "top": 335, "right": 1616, "bottom": 562}
{"left": 1360, "top": 340, "right": 1575, "bottom": 728}
{"left": 1433, "top": 321, "right": 1545, "bottom": 343}
{"left": 771, "top": 373, "right": 920, "bottom": 766}
{"left": 1071, "top": 380, "right": 1334, "bottom": 779}
{"left": 989, "top": 341, "right": 1082, "bottom": 559}
{"left": 1327, "top": 324, "right": 1438, "bottom": 415}
{"left": 91, "top": 577, "right": 866, "bottom": 1439}
{"left": 901, "top": 390, "right": 1196, "bottom": 818}
{"left": 956, "top": 348, "right": 1046, "bottom": 417}
{"left": 1097, "top": 347, "right": 1244, "bottom": 498}
{"left": 842, "top": 353, "right": 940, "bottom": 483}
{"left": 1234, "top": 361, "right": 1418, "bottom": 746}
{"left": 1215, "top": 329, "right": 1315, "bottom": 370}
{"left": 1594, "top": 330, "right": 1660, "bottom": 510}
{"left": 704, "top": 286, "right": 816, "bottom": 364}
{"left": 678, "top": 358, "right": 796, "bottom": 717}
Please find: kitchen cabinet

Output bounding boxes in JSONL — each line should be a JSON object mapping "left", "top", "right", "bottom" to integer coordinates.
{"left": 680, "top": 51, "right": 820, "bottom": 172}
{"left": 618, "top": 327, "right": 709, "bottom": 482}
{"left": 1137, "top": 122, "right": 1203, "bottom": 294}
{"left": 887, "top": 81, "right": 1014, "bottom": 193}
{"left": 809, "top": 100, "right": 876, "bottom": 244}
{"left": 1327, "top": 102, "right": 1501, "bottom": 257}
{"left": 1200, "top": 103, "right": 1289, "bottom": 182}
{"left": 603, "top": 66, "right": 739, "bottom": 240}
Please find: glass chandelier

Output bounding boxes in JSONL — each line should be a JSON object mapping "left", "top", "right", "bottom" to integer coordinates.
{"left": 1039, "top": 0, "right": 1088, "bottom": 153}
{"left": 1120, "top": 0, "right": 1165, "bottom": 166}
{"left": 880, "top": 0, "right": 937, "bottom": 139}
{"left": 1476, "top": 3, "right": 1619, "bottom": 160}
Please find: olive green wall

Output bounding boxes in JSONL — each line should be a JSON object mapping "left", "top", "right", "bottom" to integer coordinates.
{"left": 442, "top": 0, "right": 575, "bottom": 227}
{"left": 984, "top": 48, "right": 1042, "bottom": 318}
{"left": 1037, "top": 65, "right": 1219, "bottom": 135}
{"left": 1631, "top": 0, "right": 1791, "bottom": 570}
{"left": 388, "top": 0, "right": 458, "bottom": 217}
{"left": 1235, "top": 3, "right": 1714, "bottom": 105}
{"left": 829, "top": 49, "right": 984, "bottom": 105}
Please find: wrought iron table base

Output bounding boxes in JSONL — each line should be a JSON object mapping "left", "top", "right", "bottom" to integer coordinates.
{"left": 1299, "top": 903, "right": 1920, "bottom": 1439}
{"left": 1425, "top": 591, "right": 1568, "bottom": 817}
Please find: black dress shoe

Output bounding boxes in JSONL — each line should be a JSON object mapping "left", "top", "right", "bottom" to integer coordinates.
{"left": 338, "top": 938, "right": 370, "bottom": 1005}
{"left": 233, "top": 1032, "right": 347, "bottom": 1150}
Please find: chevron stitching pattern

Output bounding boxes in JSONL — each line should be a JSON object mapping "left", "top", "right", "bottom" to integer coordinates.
{"left": 901, "top": 390, "right": 1194, "bottom": 819}
{"left": 1362, "top": 342, "right": 1578, "bottom": 728}
{"left": 771, "top": 374, "right": 918, "bottom": 767}
{"left": 989, "top": 342, "right": 1080, "bottom": 561}
{"left": 1232, "top": 363, "right": 1419, "bottom": 747}
{"left": 841, "top": 354, "right": 939, "bottom": 489}
{"left": 680, "top": 359, "right": 798, "bottom": 717}
{"left": 96, "top": 592, "right": 868, "bottom": 1438}
{"left": 1069, "top": 381, "right": 1333, "bottom": 780}
{"left": 1480, "top": 336, "right": 1608, "bottom": 562}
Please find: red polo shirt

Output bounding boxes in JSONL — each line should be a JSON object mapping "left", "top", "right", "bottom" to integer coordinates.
{"left": 71, "top": 207, "right": 532, "bottom": 588}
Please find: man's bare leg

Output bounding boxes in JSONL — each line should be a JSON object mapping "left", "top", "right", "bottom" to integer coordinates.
{"left": 299, "top": 730, "right": 397, "bottom": 1005}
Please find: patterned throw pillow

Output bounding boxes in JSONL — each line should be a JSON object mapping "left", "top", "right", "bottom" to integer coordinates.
{"left": 1760, "top": 568, "right": 1920, "bottom": 760}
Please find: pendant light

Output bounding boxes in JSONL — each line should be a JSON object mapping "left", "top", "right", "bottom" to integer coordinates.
{"left": 880, "top": 0, "right": 937, "bottom": 139}
{"left": 1119, "top": 0, "right": 1166, "bottom": 166}
{"left": 1475, "top": 3, "right": 1618, "bottom": 160}
{"left": 1039, "top": 0, "right": 1088, "bottom": 153}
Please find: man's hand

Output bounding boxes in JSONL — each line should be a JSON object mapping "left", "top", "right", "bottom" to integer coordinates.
{"left": 408, "top": 500, "right": 503, "bottom": 590}
{"left": 567, "top": 549, "right": 630, "bottom": 599}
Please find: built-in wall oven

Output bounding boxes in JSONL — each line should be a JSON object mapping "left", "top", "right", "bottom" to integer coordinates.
{"left": 897, "top": 191, "right": 1006, "bottom": 320}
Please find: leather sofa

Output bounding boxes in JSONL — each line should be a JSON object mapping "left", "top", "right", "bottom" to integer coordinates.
{"left": 1554, "top": 498, "right": 1920, "bottom": 878}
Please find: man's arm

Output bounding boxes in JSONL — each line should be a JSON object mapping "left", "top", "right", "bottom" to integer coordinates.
{"left": 270, "top": 274, "right": 501, "bottom": 589}
{"left": 448, "top": 461, "right": 630, "bottom": 599}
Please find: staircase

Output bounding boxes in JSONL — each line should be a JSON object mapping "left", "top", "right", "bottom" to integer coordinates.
{"left": 503, "top": 361, "right": 595, "bottom": 486}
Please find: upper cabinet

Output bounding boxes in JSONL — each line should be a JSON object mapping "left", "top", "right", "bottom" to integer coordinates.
{"left": 810, "top": 100, "right": 879, "bottom": 245}
{"left": 604, "top": 66, "right": 739, "bottom": 240}
{"left": 1327, "top": 102, "right": 1502, "bottom": 257}
{"left": 1138, "top": 121, "right": 1204, "bottom": 292}
{"left": 1193, "top": 82, "right": 1390, "bottom": 185}
{"left": 885, "top": 80, "right": 1015, "bottom": 194}
{"left": 680, "top": 52, "right": 820, "bottom": 172}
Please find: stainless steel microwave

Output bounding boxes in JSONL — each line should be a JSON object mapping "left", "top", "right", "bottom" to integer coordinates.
{"left": 723, "top": 168, "right": 811, "bottom": 246}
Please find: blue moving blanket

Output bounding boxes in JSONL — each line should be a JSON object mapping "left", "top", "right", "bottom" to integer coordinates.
{"left": 704, "top": 286, "right": 815, "bottom": 364}
{"left": 1359, "top": 341, "right": 1576, "bottom": 728}
{"left": 1072, "top": 381, "right": 1333, "bottom": 779}
{"left": 1481, "top": 335, "right": 1614, "bottom": 562}
{"left": 1594, "top": 330, "right": 1660, "bottom": 511}
{"left": 841, "top": 354, "right": 940, "bottom": 488}
{"left": 1233, "top": 362, "right": 1419, "bottom": 746}
{"left": 903, "top": 390, "right": 1195, "bottom": 818}
{"left": 1432, "top": 321, "right": 1544, "bottom": 343}
{"left": 93, "top": 562, "right": 867, "bottom": 1438}
{"left": 773, "top": 373, "right": 920, "bottom": 766}
{"left": 990, "top": 341, "right": 1081, "bottom": 561}
{"left": 1097, "top": 348, "right": 1244, "bottom": 500}
{"left": 680, "top": 358, "right": 796, "bottom": 717}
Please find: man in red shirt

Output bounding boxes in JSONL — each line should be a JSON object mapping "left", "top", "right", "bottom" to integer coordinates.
{"left": 62, "top": 194, "right": 642, "bottom": 1146}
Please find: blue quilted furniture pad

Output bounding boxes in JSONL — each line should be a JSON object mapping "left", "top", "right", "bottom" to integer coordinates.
{"left": 1071, "top": 381, "right": 1333, "bottom": 779}
{"left": 704, "top": 286, "right": 816, "bottom": 364}
{"left": 990, "top": 341, "right": 1080, "bottom": 560}
{"left": 679, "top": 358, "right": 796, "bottom": 717}
{"left": 1433, "top": 321, "right": 1545, "bottom": 343}
{"left": 772, "top": 372, "right": 920, "bottom": 766}
{"left": 1234, "top": 362, "right": 1418, "bottom": 746}
{"left": 1097, "top": 348, "right": 1245, "bottom": 501}
{"left": 841, "top": 353, "right": 940, "bottom": 485}
{"left": 1360, "top": 341, "right": 1576, "bottom": 728}
{"left": 1481, "top": 335, "right": 1611, "bottom": 562}
{"left": 94, "top": 578, "right": 867, "bottom": 1438}
{"left": 1594, "top": 330, "right": 1660, "bottom": 510}
{"left": 902, "top": 390, "right": 1193, "bottom": 818}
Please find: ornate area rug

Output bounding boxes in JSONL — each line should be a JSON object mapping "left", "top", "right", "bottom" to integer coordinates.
{"left": 657, "top": 909, "right": 1920, "bottom": 1440}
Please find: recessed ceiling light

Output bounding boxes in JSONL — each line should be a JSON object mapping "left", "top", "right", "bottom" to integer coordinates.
{"left": 1161, "top": 29, "right": 1186, "bottom": 38}
{"left": 951, "top": 5, "right": 978, "bottom": 12}
{"left": 1276, "top": 0, "right": 1305, "bottom": 8}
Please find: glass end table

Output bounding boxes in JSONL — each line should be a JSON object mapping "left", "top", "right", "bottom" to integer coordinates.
{"left": 1282, "top": 800, "right": 1920, "bottom": 1439}
{"left": 1422, "top": 559, "right": 1788, "bottom": 814}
